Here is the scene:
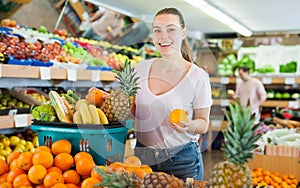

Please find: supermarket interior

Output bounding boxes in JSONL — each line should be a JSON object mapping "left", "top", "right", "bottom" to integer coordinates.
{"left": 0, "top": 0, "right": 300, "bottom": 187}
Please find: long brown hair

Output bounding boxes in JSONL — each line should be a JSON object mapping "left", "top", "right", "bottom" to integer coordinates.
{"left": 154, "top": 7, "right": 193, "bottom": 62}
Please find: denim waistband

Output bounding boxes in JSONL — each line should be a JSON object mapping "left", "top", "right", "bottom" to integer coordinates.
{"left": 136, "top": 141, "right": 198, "bottom": 159}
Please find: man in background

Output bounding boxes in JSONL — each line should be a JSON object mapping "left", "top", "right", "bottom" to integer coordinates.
{"left": 82, "top": 7, "right": 125, "bottom": 42}
{"left": 230, "top": 66, "right": 267, "bottom": 124}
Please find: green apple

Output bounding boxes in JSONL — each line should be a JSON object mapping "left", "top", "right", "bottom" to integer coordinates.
{"left": 10, "top": 136, "right": 20, "bottom": 147}
{"left": 18, "top": 139, "right": 26, "bottom": 146}
{"left": 0, "top": 143, "right": 4, "bottom": 150}
{"left": 1, "top": 137, "right": 10, "bottom": 147}
{"left": 0, "top": 155, "right": 5, "bottom": 162}
{"left": 0, "top": 149, "right": 10, "bottom": 157}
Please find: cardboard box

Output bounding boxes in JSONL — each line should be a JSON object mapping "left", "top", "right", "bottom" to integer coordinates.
{"left": 247, "top": 154, "right": 300, "bottom": 180}
{"left": 0, "top": 115, "right": 14, "bottom": 129}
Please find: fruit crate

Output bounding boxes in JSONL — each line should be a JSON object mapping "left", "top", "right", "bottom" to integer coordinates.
{"left": 30, "top": 119, "right": 133, "bottom": 165}
{"left": 10, "top": 87, "right": 50, "bottom": 106}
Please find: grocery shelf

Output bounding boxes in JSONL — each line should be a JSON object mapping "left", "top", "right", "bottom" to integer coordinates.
{"left": 0, "top": 64, "right": 116, "bottom": 81}
{"left": 213, "top": 99, "right": 299, "bottom": 108}
{"left": 210, "top": 76, "right": 300, "bottom": 84}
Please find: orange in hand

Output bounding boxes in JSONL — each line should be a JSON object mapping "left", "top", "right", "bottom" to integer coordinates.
{"left": 169, "top": 109, "right": 188, "bottom": 127}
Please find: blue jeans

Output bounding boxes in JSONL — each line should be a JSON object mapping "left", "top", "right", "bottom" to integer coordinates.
{"left": 134, "top": 141, "right": 203, "bottom": 181}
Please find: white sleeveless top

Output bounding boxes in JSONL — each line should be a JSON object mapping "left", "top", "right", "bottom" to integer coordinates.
{"left": 134, "top": 59, "right": 212, "bottom": 149}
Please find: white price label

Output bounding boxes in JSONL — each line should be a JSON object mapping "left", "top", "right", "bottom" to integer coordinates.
{"left": 262, "top": 77, "right": 272, "bottom": 84}
{"left": 71, "top": 0, "right": 78, "bottom": 3}
{"left": 211, "top": 120, "right": 222, "bottom": 127}
{"left": 288, "top": 101, "right": 298, "bottom": 108}
{"left": 82, "top": 12, "right": 89, "bottom": 20}
{"left": 220, "top": 99, "right": 229, "bottom": 106}
{"left": 8, "top": 109, "right": 17, "bottom": 115}
{"left": 91, "top": 70, "right": 101, "bottom": 82}
{"left": 220, "top": 77, "right": 229, "bottom": 84}
{"left": 0, "top": 64, "right": 2, "bottom": 78}
{"left": 40, "top": 67, "right": 51, "bottom": 80}
{"left": 285, "top": 77, "right": 295, "bottom": 85}
{"left": 14, "top": 114, "right": 28, "bottom": 128}
{"left": 67, "top": 69, "right": 77, "bottom": 81}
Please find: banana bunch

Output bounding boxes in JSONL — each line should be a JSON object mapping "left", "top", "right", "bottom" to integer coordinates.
{"left": 73, "top": 99, "right": 109, "bottom": 124}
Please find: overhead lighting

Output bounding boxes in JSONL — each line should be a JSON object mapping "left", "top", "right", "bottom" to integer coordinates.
{"left": 183, "top": 0, "right": 252, "bottom": 37}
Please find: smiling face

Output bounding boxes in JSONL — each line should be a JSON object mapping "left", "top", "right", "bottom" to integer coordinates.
{"left": 152, "top": 14, "right": 186, "bottom": 57}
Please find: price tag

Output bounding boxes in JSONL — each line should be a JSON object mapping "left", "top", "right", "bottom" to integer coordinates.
{"left": 262, "top": 77, "right": 272, "bottom": 84}
{"left": 211, "top": 120, "right": 222, "bottom": 127}
{"left": 0, "top": 64, "right": 2, "bottom": 78}
{"left": 288, "top": 101, "right": 299, "bottom": 108}
{"left": 67, "top": 69, "right": 77, "bottom": 81}
{"left": 220, "top": 99, "right": 229, "bottom": 106}
{"left": 71, "top": 0, "right": 78, "bottom": 3}
{"left": 14, "top": 114, "right": 28, "bottom": 128}
{"left": 285, "top": 77, "right": 295, "bottom": 85}
{"left": 40, "top": 67, "right": 51, "bottom": 80}
{"left": 82, "top": 12, "right": 89, "bottom": 20}
{"left": 91, "top": 70, "right": 101, "bottom": 82}
{"left": 8, "top": 109, "right": 17, "bottom": 115}
{"left": 220, "top": 77, "right": 229, "bottom": 84}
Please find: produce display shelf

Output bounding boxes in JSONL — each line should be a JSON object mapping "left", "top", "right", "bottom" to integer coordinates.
{"left": 213, "top": 99, "right": 300, "bottom": 108}
{"left": 210, "top": 76, "right": 300, "bottom": 84}
{"left": 0, "top": 64, "right": 116, "bottom": 81}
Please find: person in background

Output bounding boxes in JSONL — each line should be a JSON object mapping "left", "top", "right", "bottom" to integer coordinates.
{"left": 132, "top": 7, "right": 212, "bottom": 181}
{"left": 82, "top": 7, "right": 125, "bottom": 42}
{"left": 231, "top": 66, "right": 267, "bottom": 123}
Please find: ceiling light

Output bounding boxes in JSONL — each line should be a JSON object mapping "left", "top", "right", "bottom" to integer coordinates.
{"left": 183, "top": 0, "right": 252, "bottom": 37}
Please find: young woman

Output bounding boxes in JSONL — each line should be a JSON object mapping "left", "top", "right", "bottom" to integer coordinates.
{"left": 132, "top": 7, "right": 212, "bottom": 181}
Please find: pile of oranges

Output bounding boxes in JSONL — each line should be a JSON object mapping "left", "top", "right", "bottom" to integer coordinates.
{"left": 251, "top": 167, "right": 298, "bottom": 188}
{"left": 0, "top": 139, "right": 100, "bottom": 188}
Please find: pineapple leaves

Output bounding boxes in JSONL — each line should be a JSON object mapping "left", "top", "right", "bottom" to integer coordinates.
{"left": 223, "top": 99, "right": 263, "bottom": 164}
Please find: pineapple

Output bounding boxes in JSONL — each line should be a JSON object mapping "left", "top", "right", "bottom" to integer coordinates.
{"left": 208, "top": 101, "right": 262, "bottom": 188}
{"left": 95, "top": 167, "right": 187, "bottom": 188}
{"left": 101, "top": 59, "right": 140, "bottom": 122}
{"left": 95, "top": 167, "right": 141, "bottom": 188}
{"left": 140, "top": 172, "right": 187, "bottom": 188}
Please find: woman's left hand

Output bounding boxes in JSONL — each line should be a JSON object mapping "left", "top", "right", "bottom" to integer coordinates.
{"left": 170, "top": 122, "right": 188, "bottom": 133}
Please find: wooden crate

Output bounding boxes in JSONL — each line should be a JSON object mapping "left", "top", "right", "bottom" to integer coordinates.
{"left": 247, "top": 154, "right": 300, "bottom": 180}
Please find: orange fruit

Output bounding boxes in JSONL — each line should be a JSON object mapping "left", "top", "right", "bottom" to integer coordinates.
{"left": 51, "top": 183, "right": 67, "bottom": 188}
{"left": 63, "top": 170, "right": 80, "bottom": 185}
{"left": 17, "top": 152, "right": 33, "bottom": 171}
{"left": 0, "top": 173, "right": 8, "bottom": 184}
{"left": 141, "top": 165, "right": 153, "bottom": 174}
{"left": 13, "top": 174, "right": 32, "bottom": 187}
{"left": 86, "top": 88, "right": 105, "bottom": 107}
{"left": 51, "top": 140, "right": 72, "bottom": 155}
{"left": 35, "top": 146, "right": 52, "bottom": 154}
{"left": 81, "top": 177, "right": 99, "bottom": 188}
{"left": 43, "top": 172, "right": 64, "bottom": 188}
{"left": 0, "top": 182, "right": 13, "bottom": 188}
{"left": 47, "top": 166, "right": 62, "bottom": 174}
{"left": 7, "top": 168, "right": 25, "bottom": 183}
{"left": 65, "top": 183, "right": 79, "bottom": 188}
{"left": 91, "top": 165, "right": 110, "bottom": 181}
{"left": 54, "top": 153, "right": 74, "bottom": 171}
{"left": 73, "top": 152, "right": 93, "bottom": 164}
{"left": 75, "top": 158, "right": 95, "bottom": 176}
{"left": 108, "top": 162, "right": 126, "bottom": 173}
{"left": 32, "top": 151, "right": 53, "bottom": 168}
{"left": 124, "top": 155, "right": 142, "bottom": 166}
{"left": 169, "top": 109, "right": 188, "bottom": 127}
{"left": 0, "top": 160, "right": 7, "bottom": 176}
{"left": 9, "top": 159, "right": 19, "bottom": 171}
{"left": 7, "top": 151, "right": 21, "bottom": 164}
{"left": 35, "top": 184, "right": 46, "bottom": 188}
{"left": 28, "top": 165, "right": 47, "bottom": 184}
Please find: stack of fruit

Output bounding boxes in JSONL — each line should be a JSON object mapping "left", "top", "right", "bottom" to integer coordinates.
{"left": 0, "top": 130, "right": 39, "bottom": 162}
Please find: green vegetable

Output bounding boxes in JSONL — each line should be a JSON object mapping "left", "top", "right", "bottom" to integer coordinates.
{"left": 30, "top": 104, "right": 56, "bottom": 122}
{"left": 235, "top": 54, "right": 256, "bottom": 73}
